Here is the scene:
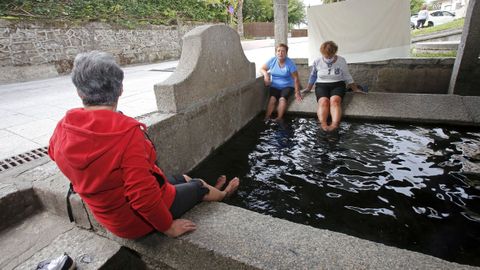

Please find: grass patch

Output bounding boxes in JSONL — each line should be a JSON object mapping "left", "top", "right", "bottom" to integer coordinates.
{"left": 411, "top": 18, "right": 464, "bottom": 36}
{"left": 411, "top": 51, "right": 457, "bottom": 58}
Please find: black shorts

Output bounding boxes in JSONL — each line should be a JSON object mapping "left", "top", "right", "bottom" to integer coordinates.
{"left": 166, "top": 175, "right": 209, "bottom": 219}
{"left": 416, "top": 19, "right": 426, "bottom": 27}
{"left": 269, "top": 86, "right": 293, "bottom": 101}
{"left": 315, "top": 81, "right": 346, "bottom": 101}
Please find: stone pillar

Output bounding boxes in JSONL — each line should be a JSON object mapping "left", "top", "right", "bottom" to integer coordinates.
{"left": 274, "top": 0, "right": 288, "bottom": 48}
{"left": 448, "top": 0, "right": 480, "bottom": 96}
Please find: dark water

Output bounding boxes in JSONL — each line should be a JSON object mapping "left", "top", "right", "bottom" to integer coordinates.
{"left": 190, "top": 116, "right": 480, "bottom": 266}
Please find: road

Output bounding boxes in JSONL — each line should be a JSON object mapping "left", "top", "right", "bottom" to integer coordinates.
{"left": 0, "top": 37, "right": 309, "bottom": 161}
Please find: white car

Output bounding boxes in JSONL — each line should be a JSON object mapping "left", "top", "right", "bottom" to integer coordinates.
{"left": 410, "top": 10, "right": 456, "bottom": 29}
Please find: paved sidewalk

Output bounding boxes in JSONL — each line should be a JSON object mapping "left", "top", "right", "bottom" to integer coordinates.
{"left": 0, "top": 61, "right": 177, "bottom": 161}
{"left": 0, "top": 37, "right": 309, "bottom": 162}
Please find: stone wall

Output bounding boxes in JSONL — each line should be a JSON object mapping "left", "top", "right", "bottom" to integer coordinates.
{"left": 296, "top": 58, "right": 463, "bottom": 94}
{"left": 0, "top": 19, "right": 202, "bottom": 84}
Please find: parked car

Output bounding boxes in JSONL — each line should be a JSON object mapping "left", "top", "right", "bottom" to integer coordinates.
{"left": 410, "top": 10, "right": 456, "bottom": 29}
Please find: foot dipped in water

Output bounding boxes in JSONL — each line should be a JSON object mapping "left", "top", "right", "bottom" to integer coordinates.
{"left": 186, "top": 174, "right": 229, "bottom": 190}
{"left": 328, "top": 122, "right": 340, "bottom": 132}
{"left": 223, "top": 177, "right": 240, "bottom": 199}
{"left": 317, "top": 121, "right": 340, "bottom": 132}
{"left": 215, "top": 175, "right": 227, "bottom": 189}
{"left": 319, "top": 122, "right": 329, "bottom": 132}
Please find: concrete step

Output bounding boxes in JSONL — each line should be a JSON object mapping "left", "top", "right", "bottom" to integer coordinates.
{"left": 0, "top": 211, "right": 145, "bottom": 270}
{"left": 414, "top": 41, "right": 460, "bottom": 53}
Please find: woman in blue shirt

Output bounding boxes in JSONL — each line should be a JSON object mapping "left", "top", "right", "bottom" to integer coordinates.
{"left": 260, "top": 43, "right": 301, "bottom": 121}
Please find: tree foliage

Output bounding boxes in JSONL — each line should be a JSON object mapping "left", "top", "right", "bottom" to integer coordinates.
{"left": 242, "top": 0, "right": 305, "bottom": 25}
{"left": 243, "top": 0, "right": 273, "bottom": 22}
{"left": 410, "top": 0, "right": 426, "bottom": 13}
{"left": 0, "top": 0, "right": 305, "bottom": 26}
{"left": 288, "top": 0, "right": 305, "bottom": 25}
{"left": 0, "top": 0, "right": 229, "bottom": 25}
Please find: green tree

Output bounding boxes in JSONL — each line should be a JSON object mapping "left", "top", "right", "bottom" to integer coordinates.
{"left": 243, "top": 0, "right": 273, "bottom": 22}
{"left": 208, "top": 0, "right": 245, "bottom": 37}
{"left": 288, "top": 0, "right": 305, "bottom": 25}
{"left": 242, "top": 0, "right": 305, "bottom": 24}
{"left": 411, "top": 0, "right": 426, "bottom": 13}
{"left": 0, "top": 0, "right": 229, "bottom": 25}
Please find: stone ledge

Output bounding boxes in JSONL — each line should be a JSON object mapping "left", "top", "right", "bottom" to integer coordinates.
{"left": 105, "top": 202, "right": 477, "bottom": 269}
{"left": 289, "top": 92, "right": 480, "bottom": 126}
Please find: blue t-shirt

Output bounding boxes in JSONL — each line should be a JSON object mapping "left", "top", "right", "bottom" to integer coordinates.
{"left": 265, "top": 57, "right": 297, "bottom": 89}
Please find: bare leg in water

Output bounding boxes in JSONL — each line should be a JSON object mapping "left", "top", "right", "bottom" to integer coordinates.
{"left": 275, "top": 97, "right": 288, "bottom": 121}
{"left": 265, "top": 96, "right": 277, "bottom": 120}
{"left": 328, "top": 95, "right": 342, "bottom": 131}
{"left": 317, "top": 97, "right": 330, "bottom": 131}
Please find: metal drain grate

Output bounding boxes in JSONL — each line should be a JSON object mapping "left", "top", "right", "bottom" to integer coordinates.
{"left": 0, "top": 147, "right": 49, "bottom": 172}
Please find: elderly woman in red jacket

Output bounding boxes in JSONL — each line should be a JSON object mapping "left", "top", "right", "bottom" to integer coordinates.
{"left": 49, "top": 51, "right": 239, "bottom": 239}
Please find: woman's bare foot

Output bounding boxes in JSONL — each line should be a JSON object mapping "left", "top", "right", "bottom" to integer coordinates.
{"left": 215, "top": 175, "right": 227, "bottom": 189}
{"left": 200, "top": 177, "right": 240, "bottom": 202}
{"left": 329, "top": 122, "right": 340, "bottom": 131}
{"left": 223, "top": 177, "right": 240, "bottom": 198}
{"left": 320, "top": 123, "right": 329, "bottom": 132}
{"left": 273, "top": 117, "right": 284, "bottom": 123}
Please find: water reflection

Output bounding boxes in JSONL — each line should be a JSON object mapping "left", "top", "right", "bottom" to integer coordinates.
{"left": 190, "top": 116, "right": 480, "bottom": 266}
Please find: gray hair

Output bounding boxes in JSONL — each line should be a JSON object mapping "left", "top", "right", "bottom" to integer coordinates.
{"left": 72, "top": 51, "right": 124, "bottom": 106}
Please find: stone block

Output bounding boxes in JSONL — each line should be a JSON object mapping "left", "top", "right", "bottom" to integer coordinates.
{"left": 0, "top": 212, "right": 143, "bottom": 270}
{"left": 146, "top": 77, "right": 265, "bottom": 175}
{"left": 145, "top": 113, "right": 192, "bottom": 174}
{"left": 0, "top": 182, "right": 40, "bottom": 231}
{"left": 462, "top": 96, "right": 480, "bottom": 124}
{"left": 204, "top": 88, "right": 242, "bottom": 149}
{"left": 27, "top": 162, "right": 92, "bottom": 229}
{"left": 154, "top": 24, "right": 256, "bottom": 113}
{"left": 239, "top": 78, "right": 267, "bottom": 124}
{"left": 376, "top": 66, "right": 452, "bottom": 94}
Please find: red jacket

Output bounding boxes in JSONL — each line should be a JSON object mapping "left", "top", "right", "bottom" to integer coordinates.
{"left": 48, "top": 108, "right": 176, "bottom": 239}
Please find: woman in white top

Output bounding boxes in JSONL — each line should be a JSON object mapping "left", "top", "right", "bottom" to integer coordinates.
{"left": 416, "top": 4, "right": 429, "bottom": 29}
{"left": 304, "top": 41, "right": 362, "bottom": 132}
